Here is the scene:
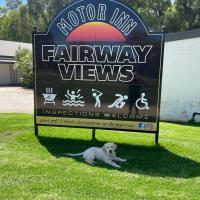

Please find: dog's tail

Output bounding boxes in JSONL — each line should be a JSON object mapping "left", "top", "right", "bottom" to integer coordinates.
{"left": 65, "top": 152, "right": 84, "bottom": 157}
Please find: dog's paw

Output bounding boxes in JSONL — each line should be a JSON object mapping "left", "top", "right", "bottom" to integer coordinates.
{"left": 85, "top": 160, "right": 95, "bottom": 165}
{"left": 92, "top": 161, "right": 96, "bottom": 165}
{"left": 115, "top": 164, "right": 121, "bottom": 169}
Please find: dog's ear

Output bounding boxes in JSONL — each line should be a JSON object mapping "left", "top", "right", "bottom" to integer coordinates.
{"left": 113, "top": 143, "right": 117, "bottom": 150}
{"left": 102, "top": 144, "right": 107, "bottom": 152}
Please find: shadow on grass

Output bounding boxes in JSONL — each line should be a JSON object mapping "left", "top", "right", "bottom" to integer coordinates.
{"left": 162, "top": 121, "right": 200, "bottom": 128}
{"left": 36, "top": 135, "right": 200, "bottom": 178}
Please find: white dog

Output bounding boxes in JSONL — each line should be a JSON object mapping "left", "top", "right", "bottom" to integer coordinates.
{"left": 66, "top": 142, "right": 126, "bottom": 168}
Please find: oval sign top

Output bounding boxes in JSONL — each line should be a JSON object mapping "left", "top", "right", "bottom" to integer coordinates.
{"left": 46, "top": 0, "right": 161, "bottom": 42}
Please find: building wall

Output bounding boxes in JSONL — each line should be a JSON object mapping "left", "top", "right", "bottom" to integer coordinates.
{"left": 161, "top": 37, "right": 200, "bottom": 122}
{"left": 0, "top": 63, "right": 10, "bottom": 85}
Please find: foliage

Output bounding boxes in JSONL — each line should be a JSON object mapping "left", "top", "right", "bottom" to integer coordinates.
{"left": 6, "top": 0, "right": 22, "bottom": 10}
{"left": 164, "top": 4, "right": 183, "bottom": 32}
{"left": 0, "top": 113, "right": 200, "bottom": 199}
{"left": 0, "top": 5, "right": 33, "bottom": 42}
{"left": 175, "top": 0, "right": 200, "bottom": 30}
{"left": 0, "top": 10, "right": 20, "bottom": 41}
{"left": 0, "top": 6, "right": 7, "bottom": 16}
{"left": 16, "top": 48, "right": 33, "bottom": 88}
{"left": 18, "top": 5, "right": 33, "bottom": 42}
{"left": 0, "top": 0, "right": 200, "bottom": 42}
{"left": 137, "top": 7, "right": 161, "bottom": 31}
{"left": 123, "top": 0, "right": 171, "bottom": 31}
{"left": 27, "top": 0, "right": 71, "bottom": 32}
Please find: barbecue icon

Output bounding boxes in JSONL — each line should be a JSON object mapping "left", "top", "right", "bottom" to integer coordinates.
{"left": 42, "top": 88, "right": 57, "bottom": 106}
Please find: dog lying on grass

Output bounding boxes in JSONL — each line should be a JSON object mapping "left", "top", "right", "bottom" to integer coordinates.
{"left": 66, "top": 142, "right": 126, "bottom": 168}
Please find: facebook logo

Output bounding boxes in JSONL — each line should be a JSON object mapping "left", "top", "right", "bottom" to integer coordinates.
{"left": 138, "top": 123, "right": 145, "bottom": 129}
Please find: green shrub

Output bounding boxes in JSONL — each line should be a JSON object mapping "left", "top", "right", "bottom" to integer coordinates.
{"left": 16, "top": 48, "right": 33, "bottom": 88}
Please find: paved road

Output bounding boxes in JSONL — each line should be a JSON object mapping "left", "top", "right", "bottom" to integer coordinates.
{"left": 0, "top": 87, "right": 34, "bottom": 113}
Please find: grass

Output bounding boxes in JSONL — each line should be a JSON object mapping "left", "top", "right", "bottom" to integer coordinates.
{"left": 0, "top": 114, "right": 200, "bottom": 200}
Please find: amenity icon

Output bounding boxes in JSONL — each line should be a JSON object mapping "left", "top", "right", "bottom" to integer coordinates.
{"left": 108, "top": 94, "right": 128, "bottom": 109}
{"left": 92, "top": 89, "right": 103, "bottom": 108}
{"left": 42, "top": 88, "right": 57, "bottom": 106}
{"left": 135, "top": 93, "right": 150, "bottom": 110}
{"left": 63, "top": 89, "right": 85, "bottom": 107}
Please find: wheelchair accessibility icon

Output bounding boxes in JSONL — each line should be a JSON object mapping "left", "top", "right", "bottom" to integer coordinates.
{"left": 136, "top": 93, "right": 150, "bottom": 110}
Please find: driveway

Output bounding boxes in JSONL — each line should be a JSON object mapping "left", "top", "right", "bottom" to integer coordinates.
{"left": 0, "top": 87, "right": 34, "bottom": 113}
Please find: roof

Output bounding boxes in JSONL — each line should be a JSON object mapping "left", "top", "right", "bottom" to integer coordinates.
{"left": 165, "top": 28, "right": 200, "bottom": 42}
{"left": 0, "top": 40, "right": 32, "bottom": 57}
{"left": 0, "top": 55, "right": 16, "bottom": 64}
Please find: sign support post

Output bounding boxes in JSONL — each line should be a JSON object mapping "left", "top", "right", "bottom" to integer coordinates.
{"left": 155, "top": 132, "right": 159, "bottom": 145}
{"left": 32, "top": 26, "right": 38, "bottom": 136}
{"left": 92, "top": 129, "right": 96, "bottom": 142}
{"left": 35, "top": 125, "right": 38, "bottom": 136}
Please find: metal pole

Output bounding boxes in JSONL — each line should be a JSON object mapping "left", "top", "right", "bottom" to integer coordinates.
{"left": 35, "top": 125, "right": 38, "bottom": 136}
{"left": 92, "top": 129, "right": 96, "bottom": 141}
{"left": 155, "top": 132, "right": 159, "bottom": 145}
{"left": 33, "top": 27, "right": 38, "bottom": 137}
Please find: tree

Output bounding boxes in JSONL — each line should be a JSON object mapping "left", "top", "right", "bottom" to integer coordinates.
{"left": 137, "top": 7, "right": 161, "bottom": 30}
{"left": 27, "top": 0, "right": 49, "bottom": 31}
{"left": 123, "top": 0, "right": 147, "bottom": 9}
{"left": 144, "top": 0, "right": 172, "bottom": 31}
{"left": 175, "top": 0, "right": 200, "bottom": 30}
{"left": 164, "top": 4, "right": 182, "bottom": 32}
{"left": 0, "top": 10, "right": 21, "bottom": 41}
{"left": 49, "top": 0, "right": 69, "bottom": 19}
{"left": 27, "top": 0, "right": 71, "bottom": 32}
{"left": 16, "top": 48, "right": 33, "bottom": 88}
{"left": 6, "top": 0, "right": 22, "bottom": 10}
{"left": 0, "top": 5, "right": 33, "bottom": 42}
{"left": 123, "top": 0, "right": 172, "bottom": 31}
{"left": 1, "top": 0, "right": 200, "bottom": 43}
{"left": 18, "top": 5, "right": 33, "bottom": 42}
{"left": 146, "top": 0, "right": 171, "bottom": 18}
{"left": 0, "top": 6, "right": 7, "bottom": 16}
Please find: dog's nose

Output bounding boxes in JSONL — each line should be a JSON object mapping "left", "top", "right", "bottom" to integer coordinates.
{"left": 109, "top": 150, "right": 112, "bottom": 154}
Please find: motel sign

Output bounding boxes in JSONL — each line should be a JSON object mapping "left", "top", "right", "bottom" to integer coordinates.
{"left": 33, "top": 0, "right": 164, "bottom": 143}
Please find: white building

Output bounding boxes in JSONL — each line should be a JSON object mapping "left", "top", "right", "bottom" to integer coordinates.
{"left": 161, "top": 29, "right": 200, "bottom": 122}
{"left": 0, "top": 40, "right": 32, "bottom": 85}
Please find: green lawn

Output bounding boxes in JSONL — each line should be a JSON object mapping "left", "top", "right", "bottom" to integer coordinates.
{"left": 0, "top": 114, "right": 200, "bottom": 200}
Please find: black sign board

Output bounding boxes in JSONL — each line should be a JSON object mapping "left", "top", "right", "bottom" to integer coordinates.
{"left": 33, "top": 0, "right": 164, "bottom": 138}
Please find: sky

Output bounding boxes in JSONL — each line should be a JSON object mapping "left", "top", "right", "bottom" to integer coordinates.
{"left": 0, "top": 0, "right": 27, "bottom": 7}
